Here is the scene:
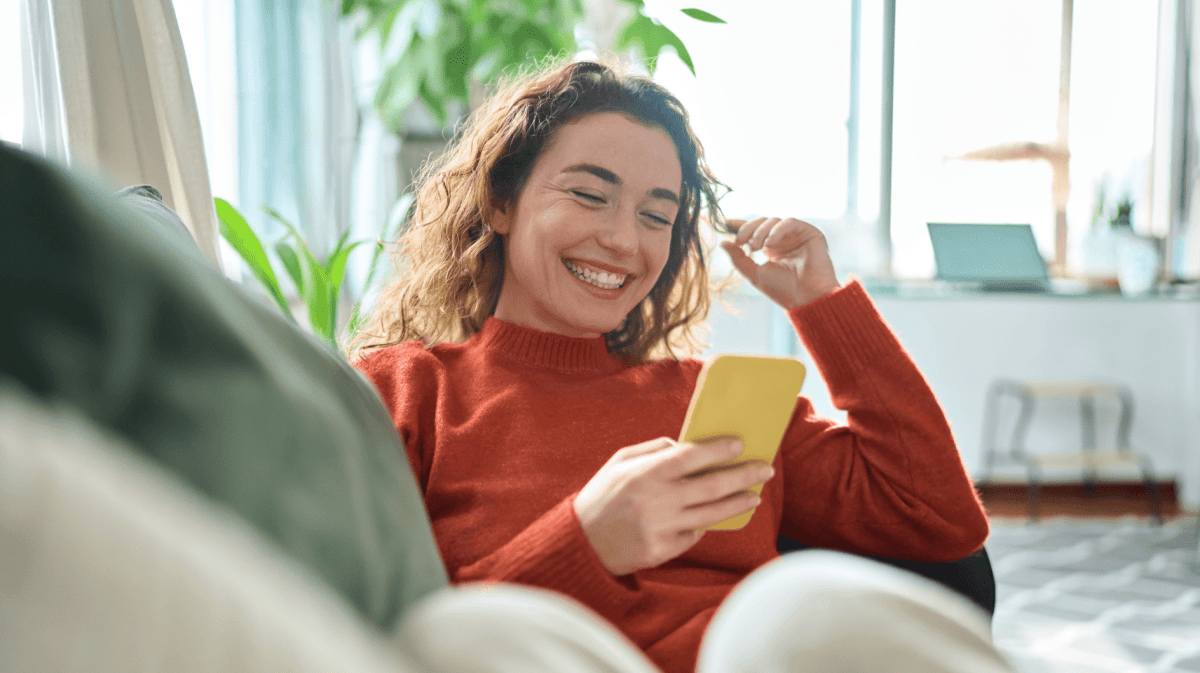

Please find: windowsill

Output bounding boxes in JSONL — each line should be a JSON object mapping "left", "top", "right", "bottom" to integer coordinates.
{"left": 860, "top": 278, "right": 1200, "bottom": 301}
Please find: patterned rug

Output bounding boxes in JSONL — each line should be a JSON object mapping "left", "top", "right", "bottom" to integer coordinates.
{"left": 986, "top": 515, "right": 1200, "bottom": 673}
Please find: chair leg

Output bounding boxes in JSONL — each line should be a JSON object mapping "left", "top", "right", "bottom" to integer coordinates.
{"left": 1145, "top": 477, "right": 1163, "bottom": 525}
{"left": 1139, "top": 457, "right": 1163, "bottom": 525}
{"left": 1027, "top": 465, "right": 1041, "bottom": 523}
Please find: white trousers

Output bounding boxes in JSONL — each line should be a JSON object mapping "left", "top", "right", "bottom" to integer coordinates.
{"left": 396, "top": 550, "right": 1016, "bottom": 673}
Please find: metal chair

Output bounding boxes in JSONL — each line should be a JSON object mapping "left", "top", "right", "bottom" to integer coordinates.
{"left": 978, "top": 379, "right": 1162, "bottom": 524}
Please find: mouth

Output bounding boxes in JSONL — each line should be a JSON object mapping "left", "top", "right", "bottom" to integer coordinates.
{"left": 563, "top": 258, "right": 632, "bottom": 291}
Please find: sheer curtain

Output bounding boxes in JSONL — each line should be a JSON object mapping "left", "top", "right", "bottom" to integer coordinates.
{"left": 235, "top": 0, "right": 356, "bottom": 260}
{"left": 19, "top": 0, "right": 223, "bottom": 270}
{"left": 235, "top": 0, "right": 401, "bottom": 322}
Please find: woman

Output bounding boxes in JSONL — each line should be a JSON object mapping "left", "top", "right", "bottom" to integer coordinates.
{"left": 350, "top": 58, "right": 1010, "bottom": 673}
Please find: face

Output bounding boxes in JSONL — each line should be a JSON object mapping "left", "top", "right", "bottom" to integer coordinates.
{"left": 490, "top": 112, "right": 683, "bottom": 339}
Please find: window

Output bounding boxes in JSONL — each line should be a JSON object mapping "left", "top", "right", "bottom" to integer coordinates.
{"left": 890, "top": 0, "right": 1158, "bottom": 278}
{"left": 650, "top": 0, "right": 1159, "bottom": 280}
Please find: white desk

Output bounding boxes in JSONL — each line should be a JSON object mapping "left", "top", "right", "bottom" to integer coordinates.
{"left": 702, "top": 283, "right": 1200, "bottom": 510}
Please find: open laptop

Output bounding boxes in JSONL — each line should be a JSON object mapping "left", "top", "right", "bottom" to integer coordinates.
{"left": 927, "top": 223, "right": 1051, "bottom": 292}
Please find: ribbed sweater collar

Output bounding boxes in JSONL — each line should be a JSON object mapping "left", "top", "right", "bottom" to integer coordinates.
{"left": 472, "top": 317, "right": 624, "bottom": 373}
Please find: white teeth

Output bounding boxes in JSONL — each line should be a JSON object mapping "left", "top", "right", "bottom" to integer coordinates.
{"left": 565, "top": 260, "right": 627, "bottom": 290}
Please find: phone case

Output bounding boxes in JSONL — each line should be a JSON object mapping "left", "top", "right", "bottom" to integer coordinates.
{"left": 677, "top": 354, "right": 806, "bottom": 530}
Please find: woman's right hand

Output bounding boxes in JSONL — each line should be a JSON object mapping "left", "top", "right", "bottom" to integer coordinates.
{"left": 572, "top": 437, "right": 775, "bottom": 576}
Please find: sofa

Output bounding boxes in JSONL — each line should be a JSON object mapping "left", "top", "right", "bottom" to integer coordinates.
{"left": 0, "top": 144, "right": 994, "bottom": 672}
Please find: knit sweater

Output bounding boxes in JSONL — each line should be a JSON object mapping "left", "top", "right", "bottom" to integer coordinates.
{"left": 355, "top": 280, "right": 989, "bottom": 673}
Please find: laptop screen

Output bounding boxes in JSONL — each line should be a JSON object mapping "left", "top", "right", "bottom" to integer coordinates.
{"left": 927, "top": 223, "right": 1049, "bottom": 282}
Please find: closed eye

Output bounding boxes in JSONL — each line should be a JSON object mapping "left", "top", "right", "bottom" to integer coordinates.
{"left": 572, "top": 191, "right": 604, "bottom": 203}
{"left": 643, "top": 213, "right": 672, "bottom": 226}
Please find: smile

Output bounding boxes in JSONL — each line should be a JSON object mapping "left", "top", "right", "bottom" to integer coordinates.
{"left": 563, "top": 259, "right": 630, "bottom": 290}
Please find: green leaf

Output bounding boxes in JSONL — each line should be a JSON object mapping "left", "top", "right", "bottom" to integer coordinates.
{"left": 275, "top": 240, "right": 305, "bottom": 296}
{"left": 379, "top": 4, "right": 414, "bottom": 62}
{"left": 260, "top": 205, "right": 302, "bottom": 238}
{"left": 663, "top": 27, "right": 695, "bottom": 74}
{"left": 326, "top": 240, "right": 367, "bottom": 338}
{"left": 296, "top": 242, "right": 332, "bottom": 343}
{"left": 417, "top": 78, "right": 450, "bottom": 128}
{"left": 616, "top": 12, "right": 695, "bottom": 75}
{"left": 329, "top": 228, "right": 354, "bottom": 261}
{"left": 681, "top": 8, "right": 726, "bottom": 23}
{"left": 326, "top": 240, "right": 367, "bottom": 292}
{"left": 214, "top": 198, "right": 293, "bottom": 320}
{"left": 259, "top": 205, "right": 333, "bottom": 341}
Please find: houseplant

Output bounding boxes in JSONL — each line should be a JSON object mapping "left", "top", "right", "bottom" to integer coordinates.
{"left": 339, "top": 0, "right": 725, "bottom": 131}
{"left": 215, "top": 194, "right": 414, "bottom": 345}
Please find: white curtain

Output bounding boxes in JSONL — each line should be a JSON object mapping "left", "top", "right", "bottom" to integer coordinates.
{"left": 19, "top": 0, "right": 223, "bottom": 271}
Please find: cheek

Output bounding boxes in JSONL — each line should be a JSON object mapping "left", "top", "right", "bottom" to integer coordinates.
{"left": 648, "top": 232, "right": 675, "bottom": 277}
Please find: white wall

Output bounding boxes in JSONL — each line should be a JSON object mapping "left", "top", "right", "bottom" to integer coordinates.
{"left": 702, "top": 284, "right": 1200, "bottom": 510}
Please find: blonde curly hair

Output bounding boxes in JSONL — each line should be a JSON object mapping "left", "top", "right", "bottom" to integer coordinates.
{"left": 347, "top": 57, "right": 735, "bottom": 365}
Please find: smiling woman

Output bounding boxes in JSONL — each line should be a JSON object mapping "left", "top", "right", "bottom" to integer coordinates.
{"left": 346, "top": 57, "right": 1013, "bottom": 673}
{"left": 489, "top": 113, "right": 681, "bottom": 339}
{"left": 348, "top": 58, "right": 730, "bottom": 365}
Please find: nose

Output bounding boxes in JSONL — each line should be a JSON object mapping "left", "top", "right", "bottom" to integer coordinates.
{"left": 597, "top": 207, "right": 639, "bottom": 257}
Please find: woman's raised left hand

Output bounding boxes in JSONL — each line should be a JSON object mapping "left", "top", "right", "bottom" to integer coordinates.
{"left": 720, "top": 217, "right": 841, "bottom": 310}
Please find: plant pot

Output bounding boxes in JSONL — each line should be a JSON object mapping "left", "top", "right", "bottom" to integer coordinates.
{"left": 1116, "top": 233, "right": 1162, "bottom": 296}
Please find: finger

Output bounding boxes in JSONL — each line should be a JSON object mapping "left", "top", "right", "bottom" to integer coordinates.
{"left": 721, "top": 241, "right": 759, "bottom": 281}
{"left": 653, "top": 436, "right": 745, "bottom": 480}
{"left": 679, "top": 489, "right": 762, "bottom": 530}
{"left": 749, "top": 218, "right": 780, "bottom": 251}
{"left": 734, "top": 217, "right": 767, "bottom": 247}
{"left": 675, "top": 527, "right": 705, "bottom": 550}
{"left": 681, "top": 462, "right": 775, "bottom": 507}
{"left": 612, "top": 436, "right": 676, "bottom": 462}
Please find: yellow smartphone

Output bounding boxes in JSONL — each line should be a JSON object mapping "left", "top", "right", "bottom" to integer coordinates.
{"left": 678, "top": 354, "right": 806, "bottom": 531}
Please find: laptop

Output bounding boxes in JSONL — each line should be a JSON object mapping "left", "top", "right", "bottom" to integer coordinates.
{"left": 927, "top": 223, "right": 1050, "bottom": 292}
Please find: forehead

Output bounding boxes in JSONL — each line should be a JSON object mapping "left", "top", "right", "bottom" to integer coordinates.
{"left": 536, "top": 112, "right": 683, "bottom": 185}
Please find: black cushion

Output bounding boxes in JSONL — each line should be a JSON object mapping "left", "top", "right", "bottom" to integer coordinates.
{"left": 777, "top": 535, "right": 996, "bottom": 618}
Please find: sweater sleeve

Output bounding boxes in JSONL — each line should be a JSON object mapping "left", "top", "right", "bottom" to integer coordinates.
{"left": 777, "top": 280, "right": 989, "bottom": 562}
{"left": 450, "top": 496, "right": 643, "bottom": 622}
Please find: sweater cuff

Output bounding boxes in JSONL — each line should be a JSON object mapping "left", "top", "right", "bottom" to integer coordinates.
{"left": 786, "top": 280, "right": 904, "bottom": 384}
{"left": 504, "top": 497, "right": 642, "bottom": 620}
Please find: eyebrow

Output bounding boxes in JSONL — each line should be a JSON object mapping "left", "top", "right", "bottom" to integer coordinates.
{"left": 562, "top": 163, "right": 679, "bottom": 205}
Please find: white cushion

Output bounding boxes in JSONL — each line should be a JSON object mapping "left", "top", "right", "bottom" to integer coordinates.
{"left": 0, "top": 382, "right": 417, "bottom": 673}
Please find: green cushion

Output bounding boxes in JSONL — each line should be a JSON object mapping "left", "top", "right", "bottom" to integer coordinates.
{"left": 0, "top": 146, "right": 447, "bottom": 632}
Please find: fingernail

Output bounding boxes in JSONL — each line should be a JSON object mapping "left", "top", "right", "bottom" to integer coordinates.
{"left": 728, "top": 440, "right": 744, "bottom": 455}
{"left": 759, "top": 466, "right": 775, "bottom": 480}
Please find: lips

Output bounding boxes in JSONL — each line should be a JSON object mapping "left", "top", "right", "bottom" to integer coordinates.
{"left": 563, "top": 258, "right": 632, "bottom": 289}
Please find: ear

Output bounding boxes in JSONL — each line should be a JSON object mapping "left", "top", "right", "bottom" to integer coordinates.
{"left": 488, "top": 199, "right": 513, "bottom": 235}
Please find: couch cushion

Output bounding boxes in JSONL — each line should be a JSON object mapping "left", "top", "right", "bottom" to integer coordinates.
{"left": 0, "top": 146, "right": 447, "bottom": 632}
{"left": 0, "top": 380, "right": 419, "bottom": 673}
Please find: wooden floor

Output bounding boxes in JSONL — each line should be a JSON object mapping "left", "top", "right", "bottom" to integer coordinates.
{"left": 977, "top": 481, "right": 1186, "bottom": 520}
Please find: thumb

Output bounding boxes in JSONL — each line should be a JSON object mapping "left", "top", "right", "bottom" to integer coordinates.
{"left": 721, "top": 240, "right": 759, "bottom": 282}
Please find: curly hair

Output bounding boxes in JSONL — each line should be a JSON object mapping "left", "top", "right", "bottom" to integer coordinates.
{"left": 347, "top": 56, "right": 735, "bottom": 365}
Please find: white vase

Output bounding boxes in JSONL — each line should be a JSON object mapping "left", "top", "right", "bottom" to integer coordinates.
{"left": 1116, "top": 233, "right": 1161, "bottom": 296}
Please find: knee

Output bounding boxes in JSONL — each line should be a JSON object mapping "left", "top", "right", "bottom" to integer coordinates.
{"left": 699, "top": 550, "right": 1003, "bottom": 673}
{"left": 395, "top": 584, "right": 658, "bottom": 673}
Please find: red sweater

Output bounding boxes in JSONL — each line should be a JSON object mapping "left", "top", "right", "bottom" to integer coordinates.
{"left": 355, "top": 281, "right": 988, "bottom": 673}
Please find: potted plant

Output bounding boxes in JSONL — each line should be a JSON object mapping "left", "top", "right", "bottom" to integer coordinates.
{"left": 214, "top": 194, "right": 415, "bottom": 346}
{"left": 339, "top": 0, "right": 725, "bottom": 132}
